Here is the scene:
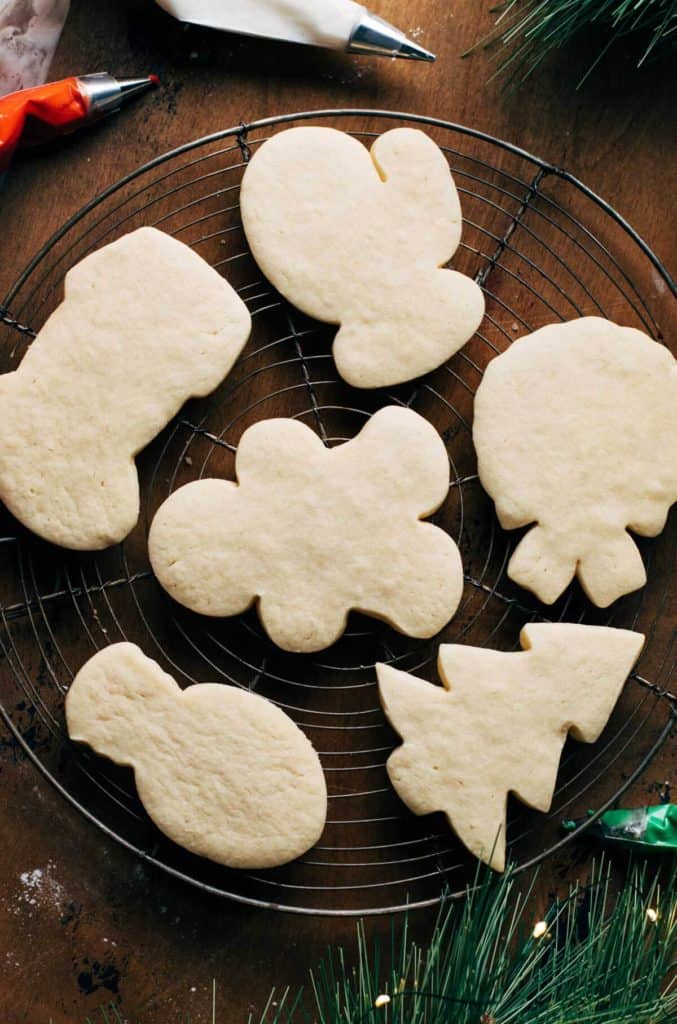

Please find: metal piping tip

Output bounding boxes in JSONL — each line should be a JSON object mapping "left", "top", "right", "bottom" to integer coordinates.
{"left": 396, "top": 38, "right": 436, "bottom": 63}
{"left": 79, "top": 73, "right": 160, "bottom": 117}
{"left": 118, "top": 75, "right": 160, "bottom": 100}
{"left": 347, "top": 11, "right": 436, "bottom": 62}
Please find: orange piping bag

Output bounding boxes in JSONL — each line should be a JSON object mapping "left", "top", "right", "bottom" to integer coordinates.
{"left": 0, "top": 73, "right": 159, "bottom": 173}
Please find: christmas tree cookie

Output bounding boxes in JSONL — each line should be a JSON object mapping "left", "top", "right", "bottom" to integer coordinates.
{"left": 377, "top": 623, "right": 644, "bottom": 870}
{"left": 240, "top": 126, "right": 485, "bottom": 388}
{"left": 0, "top": 227, "right": 251, "bottom": 550}
{"left": 473, "top": 318, "right": 677, "bottom": 606}
{"left": 148, "top": 406, "right": 464, "bottom": 653}
{"left": 66, "top": 643, "right": 327, "bottom": 869}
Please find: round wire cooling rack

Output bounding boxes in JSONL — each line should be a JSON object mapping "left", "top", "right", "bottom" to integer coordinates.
{"left": 0, "top": 109, "right": 675, "bottom": 916}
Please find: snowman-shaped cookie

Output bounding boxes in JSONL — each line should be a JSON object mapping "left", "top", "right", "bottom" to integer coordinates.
{"left": 66, "top": 644, "right": 327, "bottom": 869}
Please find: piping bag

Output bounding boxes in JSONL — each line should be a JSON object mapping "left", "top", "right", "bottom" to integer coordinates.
{"left": 0, "top": 73, "right": 159, "bottom": 174}
{"left": 155, "top": 0, "right": 435, "bottom": 61}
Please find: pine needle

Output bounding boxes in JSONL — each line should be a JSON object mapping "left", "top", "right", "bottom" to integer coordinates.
{"left": 470, "top": 0, "right": 677, "bottom": 85}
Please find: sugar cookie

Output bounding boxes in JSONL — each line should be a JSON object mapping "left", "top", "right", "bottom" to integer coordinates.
{"left": 473, "top": 318, "right": 677, "bottom": 606}
{"left": 148, "top": 406, "right": 463, "bottom": 652}
{"left": 0, "top": 227, "right": 251, "bottom": 550}
{"left": 65, "top": 643, "right": 327, "bottom": 869}
{"left": 378, "top": 623, "right": 644, "bottom": 870}
{"left": 240, "top": 126, "right": 485, "bottom": 388}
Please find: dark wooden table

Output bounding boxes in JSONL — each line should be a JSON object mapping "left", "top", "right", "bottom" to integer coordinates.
{"left": 0, "top": 2, "right": 674, "bottom": 1021}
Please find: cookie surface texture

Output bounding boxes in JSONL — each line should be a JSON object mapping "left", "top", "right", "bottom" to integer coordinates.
{"left": 148, "top": 406, "right": 464, "bottom": 653}
{"left": 0, "top": 227, "right": 251, "bottom": 550}
{"left": 473, "top": 318, "right": 677, "bottom": 606}
{"left": 240, "top": 126, "right": 485, "bottom": 388}
{"left": 65, "top": 643, "right": 327, "bottom": 869}
{"left": 378, "top": 623, "right": 644, "bottom": 870}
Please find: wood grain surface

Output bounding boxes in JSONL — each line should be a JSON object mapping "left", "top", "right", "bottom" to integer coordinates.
{"left": 0, "top": 1, "right": 674, "bottom": 1021}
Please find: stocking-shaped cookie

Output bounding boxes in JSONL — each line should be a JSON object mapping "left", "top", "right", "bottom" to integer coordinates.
{"left": 240, "top": 126, "right": 485, "bottom": 388}
{"left": 473, "top": 318, "right": 677, "bottom": 606}
{"left": 378, "top": 623, "right": 644, "bottom": 870}
{"left": 65, "top": 643, "right": 327, "bottom": 869}
{"left": 0, "top": 227, "right": 251, "bottom": 550}
{"left": 148, "top": 406, "right": 464, "bottom": 653}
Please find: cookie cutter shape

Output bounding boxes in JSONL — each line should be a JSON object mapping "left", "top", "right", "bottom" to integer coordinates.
{"left": 240, "top": 126, "right": 485, "bottom": 388}
{"left": 66, "top": 643, "right": 327, "bottom": 869}
{"left": 378, "top": 622, "right": 644, "bottom": 871}
{"left": 0, "top": 227, "right": 251, "bottom": 549}
{"left": 148, "top": 406, "right": 464, "bottom": 653}
{"left": 473, "top": 318, "right": 677, "bottom": 607}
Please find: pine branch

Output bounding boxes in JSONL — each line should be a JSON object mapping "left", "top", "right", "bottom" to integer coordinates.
{"left": 257, "top": 859, "right": 676, "bottom": 1024}
{"left": 472, "top": 0, "right": 677, "bottom": 85}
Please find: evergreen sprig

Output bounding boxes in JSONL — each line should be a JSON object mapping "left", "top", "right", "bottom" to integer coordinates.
{"left": 477, "top": 0, "right": 677, "bottom": 84}
{"left": 70, "top": 860, "right": 676, "bottom": 1024}
{"left": 269, "top": 860, "right": 676, "bottom": 1024}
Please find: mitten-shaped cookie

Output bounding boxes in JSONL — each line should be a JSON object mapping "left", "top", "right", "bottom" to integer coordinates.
{"left": 149, "top": 406, "right": 463, "bottom": 653}
{"left": 0, "top": 227, "right": 251, "bottom": 550}
{"left": 240, "top": 126, "right": 485, "bottom": 388}
{"left": 65, "top": 643, "right": 327, "bottom": 869}
{"left": 378, "top": 622, "right": 644, "bottom": 870}
{"left": 473, "top": 318, "right": 677, "bottom": 606}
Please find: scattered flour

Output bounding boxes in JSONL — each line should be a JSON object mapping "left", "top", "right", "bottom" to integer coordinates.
{"left": 19, "top": 867, "right": 43, "bottom": 889}
{"left": 15, "top": 860, "right": 65, "bottom": 916}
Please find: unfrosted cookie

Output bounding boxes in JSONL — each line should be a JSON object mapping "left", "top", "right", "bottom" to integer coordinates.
{"left": 240, "top": 126, "right": 485, "bottom": 388}
{"left": 473, "top": 318, "right": 677, "bottom": 606}
{"left": 148, "top": 406, "right": 463, "bottom": 653}
{"left": 378, "top": 622, "right": 644, "bottom": 870}
{"left": 65, "top": 643, "right": 327, "bottom": 869}
{"left": 0, "top": 227, "right": 251, "bottom": 550}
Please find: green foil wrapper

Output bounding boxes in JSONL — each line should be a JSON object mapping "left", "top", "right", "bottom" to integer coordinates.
{"left": 562, "top": 805, "right": 677, "bottom": 852}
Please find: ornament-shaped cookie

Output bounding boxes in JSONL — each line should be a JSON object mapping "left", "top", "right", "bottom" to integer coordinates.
{"left": 0, "top": 227, "right": 251, "bottom": 550}
{"left": 473, "top": 318, "right": 677, "bottom": 606}
{"left": 148, "top": 406, "right": 463, "bottom": 653}
{"left": 240, "top": 126, "right": 485, "bottom": 388}
{"left": 378, "top": 623, "right": 644, "bottom": 870}
{"left": 65, "top": 643, "right": 327, "bottom": 869}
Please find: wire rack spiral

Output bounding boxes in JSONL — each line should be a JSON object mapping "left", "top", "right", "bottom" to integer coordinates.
{"left": 0, "top": 110, "right": 674, "bottom": 916}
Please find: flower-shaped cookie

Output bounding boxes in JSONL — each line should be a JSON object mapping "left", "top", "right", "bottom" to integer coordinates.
{"left": 473, "top": 318, "right": 677, "bottom": 607}
{"left": 0, "top": 227, "right": 251, "bottom": 549}
{"left": 148, "top": 406, "right": 464, "bottom": 652}
{"left": 240, "top": 126, "right": 485, "bottom": 388}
